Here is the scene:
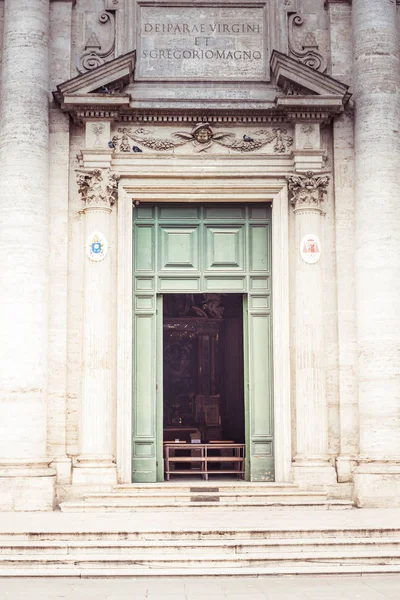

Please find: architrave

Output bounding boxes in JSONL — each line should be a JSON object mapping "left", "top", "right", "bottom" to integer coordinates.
{"left": 114, "top": 156, "right": 292, "bottom": 484}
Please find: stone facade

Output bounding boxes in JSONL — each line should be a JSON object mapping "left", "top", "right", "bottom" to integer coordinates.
{"left": 0, "top": 0, "right": 399, "bottom": 510}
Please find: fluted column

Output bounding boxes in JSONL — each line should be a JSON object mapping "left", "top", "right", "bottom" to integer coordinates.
{"left": 73, "top": 168, "right": 118, "bottom": 486}
{"left": 353, "top": 0, "right": 400, "bottom": 506}
{"left": 0, "top": 0, "right": 55, "bottom": 510}
{"left": 288, "top": 172, "right": 337, "bottom": 487}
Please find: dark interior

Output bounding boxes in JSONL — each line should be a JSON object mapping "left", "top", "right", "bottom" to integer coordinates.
{"left": 163, "top": 293, "right": 245, "bottom": 445}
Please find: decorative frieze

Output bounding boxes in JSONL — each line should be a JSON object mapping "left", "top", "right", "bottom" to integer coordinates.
{"left": 287, "top": 171, "right": 329, "bottom": 211}
{"left": 76, "top": 169, "right": 119, "bottom": 209}
{"left": 110, "top": 123, "right": 293, "bottom": 154}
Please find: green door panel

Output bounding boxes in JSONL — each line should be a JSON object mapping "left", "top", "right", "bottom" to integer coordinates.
{"left": 159, "top": 226, "right": 200, "bottom": 272}
{"left": 132, "top": 313, "right": 157, "bottom": 482}
{"left": 134, "top": 225, "right": 155, "bottom": 272}
{"left": 205, "top": 226, "right": 245, "bottom": 271}
{"left": 133, "top": 204, "right": 273, "bottom": 483}
{"left": 246, "top": 312, "right": 274, "bottom": 481}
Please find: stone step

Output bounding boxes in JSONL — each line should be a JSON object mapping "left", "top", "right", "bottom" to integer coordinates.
{"left": 0, "top": 508, "right": 398, "bottom": 576}
{"left": 0, "top": 548, "right": 400, "bottom": 571}
{"left": 82, "top": 490, "right": 328, "bottom": 501}
{"left": 59, "top": 499, "right": 353, "bottom": 511}
{"left": 1, "top": 537, "right": 400, "bottom": 556}
{"left": 4, "top": 525, "right": 397, "bottom": 542}
{"left": 1, "top": 564, "right": 400, "bottom": 577}
{"left": 114, "top": 483, "right": 301, "bottom": 493}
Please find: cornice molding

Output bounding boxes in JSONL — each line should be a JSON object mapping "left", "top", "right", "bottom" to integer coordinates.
{"left": 54, "top": 50, "right": 135, "bottom": 100}
{"left": 54, "top": 50, "right": 350, "bottom": 125}
{"left": 270, "top": 50, "right": 350, "bottom": 100}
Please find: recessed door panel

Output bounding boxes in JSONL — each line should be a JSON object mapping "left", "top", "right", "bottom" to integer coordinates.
{"left": 249, "top": 224, "right": 271, "bottom": 273}
{"left": 159, "top": 226, "right": 200, "bottom": 271}
{"left": 135, "top": 225, "right": 155, "bottom": 272}
{"left": 205, "top": 205, "right": 245, "bottom": 220}
{"left": 205, "top": 226, "right": 244, "bottom": 271}
{"left": 132, "top": 312, "right": 157, "bottom": 482}
{"left": 159, "top": 205, "right": 200, "bottom": 220}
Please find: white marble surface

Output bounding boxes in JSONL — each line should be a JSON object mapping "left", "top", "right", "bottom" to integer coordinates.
{"left": 1, "top": 575, "right": 400, "bottom": 600}
{"left": 0, "top": 507, "right": 398, "bottom": 533}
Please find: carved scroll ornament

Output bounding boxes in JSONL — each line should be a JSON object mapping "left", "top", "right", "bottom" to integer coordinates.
{"left": 287, "top": 171, "right": 329, "bottom": 210}
{"left": 78, "top": 11, "right": 116, "bottom": 73}
{"left": 76, "top": 169, "right": 119, "bottom": 209}
{"left": 288, "top": 13, "right": 327, "bottom": 73}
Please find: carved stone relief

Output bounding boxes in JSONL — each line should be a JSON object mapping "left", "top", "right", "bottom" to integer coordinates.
{"left": 105, "top": 0, "right": 123, "bottom": 8}
{"left": 288, "top": 13, "right": 327, "bottom": 73}
{"left": 77, "top": 10, "right": 116, "bottom": 73}
{"left": 287, "top": 171, "right": 329, "bottom": 210}
{"left": 76, "top": 169, "right": 119, "bottom": 208}
{"left": 110, "top": 123, "right": 293, "bottom": 154}
{"left": 283, "top": 0, "right": 298, "bottom": 10}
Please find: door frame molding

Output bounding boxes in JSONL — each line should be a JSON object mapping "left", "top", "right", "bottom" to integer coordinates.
{"left": 116, "top": 157, "right": 291, "bottom": 483}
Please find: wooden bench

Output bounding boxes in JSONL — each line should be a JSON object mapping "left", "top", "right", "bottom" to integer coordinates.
{"left": 164, "top": 443, "right": 245, "bottom": 480}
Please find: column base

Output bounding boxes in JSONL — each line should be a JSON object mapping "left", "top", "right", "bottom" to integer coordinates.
{"left": 0, "top": 460, "right": 55, "bottom": 511}
{"left": 292, "top": 459, "right": 337, "bottom": 487}
{"left": 72, "top": 455, "right": 117, "bottom": 486}
{"left": 354, "top": 462, "right": 400, "bottom": 507}
{"left": 50, "top": 457, "right": 72, "bottom": 485}
{"left": 336, "top": 455, "right": 358, "bottom": 483}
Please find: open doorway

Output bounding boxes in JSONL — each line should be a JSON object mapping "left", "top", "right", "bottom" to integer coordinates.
{"left": 163, "top": 293, "right": 245, "bottom": 454}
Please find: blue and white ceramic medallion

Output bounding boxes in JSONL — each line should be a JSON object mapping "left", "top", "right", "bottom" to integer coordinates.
{"left": 86, "top": 231, "right": 108, "bottom": 262}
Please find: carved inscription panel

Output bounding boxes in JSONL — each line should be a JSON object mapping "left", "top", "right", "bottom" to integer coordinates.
{"left": 136, "top": 1, "right": 269, "bottom": 81}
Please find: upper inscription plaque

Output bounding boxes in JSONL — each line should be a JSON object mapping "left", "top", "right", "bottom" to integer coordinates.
{"left": 136, "top": 2, "right": 268, "bottom": 81}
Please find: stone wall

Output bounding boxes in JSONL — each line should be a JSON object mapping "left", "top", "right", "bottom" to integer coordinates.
{"left": 59, "top": 0, "right": 345, "bottom": 494}
{"left": 1, "top": 0, "right": 398, "bottom": 508}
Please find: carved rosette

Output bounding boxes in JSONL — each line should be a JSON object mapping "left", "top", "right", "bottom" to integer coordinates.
{"left": 287, "top": 171, "right": 329, "bottom": 212}
{"left": 76, "top": 169, "right": 119, "bottom": 211}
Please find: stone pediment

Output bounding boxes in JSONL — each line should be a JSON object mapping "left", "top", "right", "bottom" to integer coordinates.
{"left": 270, "top": 50, "right": 351, "bottom": 110}
{"left": 54, "top": 48, "right": 350, "bottom": 124}
{"left": 54, "top": 51, "right": 135, "bottom": 119}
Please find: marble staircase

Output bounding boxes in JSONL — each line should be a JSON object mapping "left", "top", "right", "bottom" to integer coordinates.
{"left": 0, "top": 509, "right": 400, "bottom": 576}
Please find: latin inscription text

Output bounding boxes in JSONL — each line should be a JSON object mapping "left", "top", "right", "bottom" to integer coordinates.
{"left": 137, "top": 5, "right": 267, "bottom": 80}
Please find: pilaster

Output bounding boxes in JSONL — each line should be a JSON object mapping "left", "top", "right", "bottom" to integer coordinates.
{"left": 48, "top": 0, "right": 75, "bottom": 488}
{"left": 288, "top": 171, "right": 337, "bottom": 487}
{"left": 72, "top": 158, "right": 118, "bottom": 488}
{"left": 292, "top": 122, "right": 326, "bottom": 172}
{"left": 327, "top": 0, "right": 358, "bottom": 484}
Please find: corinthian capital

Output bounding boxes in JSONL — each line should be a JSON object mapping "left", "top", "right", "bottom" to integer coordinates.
{"left": 287, "top": 171, "right": 329, "bottom": 211}
{"left": 76, "top": 169, "right": 119, "bottom": 209}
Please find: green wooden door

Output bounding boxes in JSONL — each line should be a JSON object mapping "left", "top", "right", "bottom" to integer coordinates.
{"left": 132, "top": 204, "right": 274, "bottom": 482}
